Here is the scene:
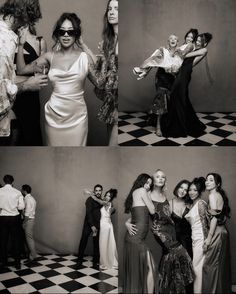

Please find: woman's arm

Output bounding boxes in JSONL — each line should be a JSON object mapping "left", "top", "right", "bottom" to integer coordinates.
{"left": 80, "top": 37, "right": 98, "bottom": 65}
{"left": 185, "top": 48, "right": 207, "bottom": 58}
{"left": 198, "top": 200, "right": 209, "bottom": 240}
{"left": 141, "top": 190, "right": 155, "bottom": 215}
{"left": 40, "top": 38, "right": 47, "bottom": 55}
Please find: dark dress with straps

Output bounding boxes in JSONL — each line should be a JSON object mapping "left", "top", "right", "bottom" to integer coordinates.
{"left": 123, "top": 206, "right": 157, "bottom": 294}
{"left": 14, "top": 41, "right": 42, "bottom": 145}
{"left": 152, "top": 199, "right": 193, "bottom": 294}
{"left": 161, "top": 57, "right": 206, "bottom": 138}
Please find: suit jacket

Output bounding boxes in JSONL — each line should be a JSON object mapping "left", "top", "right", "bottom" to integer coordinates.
{"left": 84, "top": 197, "right": 102, "bottom": 229}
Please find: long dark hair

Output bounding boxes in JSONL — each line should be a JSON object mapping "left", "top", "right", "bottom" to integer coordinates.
{"left": 186, "top": 177, "right": 205, "bottom": 204}
{"left": 124, "top": 173, "right": 152, "bottom": 213}
{"left": 102, "top": 0, "right": 118, "bottom": 58}
{"left": 105, "top": 188, "right": 117, "bottom": 202}
{"left": 198, "top": 32, "right": 213, "bottom": 48}
{"left": 184, "top": 28, "right": 198, "bottom": 43}
{"left": 206, "top": 173, "right": 230, "bottom": 218}
{"left": 52, "top": 12, "right": 82, "bottom": 49}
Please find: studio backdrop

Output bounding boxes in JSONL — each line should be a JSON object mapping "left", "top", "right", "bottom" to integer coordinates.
{"left": 119, "top": 0, "right": 236, "bottom": 112}
{"left": 0, "top": 148, "right": 118, "bottom": 255}
{"left": 118, "top": 147, "right": 236, "bottom": 286}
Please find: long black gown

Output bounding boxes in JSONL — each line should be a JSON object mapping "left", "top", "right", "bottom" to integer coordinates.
{"left": 123, "top": 206, "right": 157, "bottom": 294}
{"left": 161, "top": 57, "right": 206, "bottom": 138}
{"left": 13, "top": 41, "right": 42, "bottom": 145}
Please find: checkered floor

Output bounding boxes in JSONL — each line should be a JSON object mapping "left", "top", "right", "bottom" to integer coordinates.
{"left": 118, "top": 112, "right": 236, "bottom": 146}
{"left": 0, "top": 255, "right": 118, "bottom": 293}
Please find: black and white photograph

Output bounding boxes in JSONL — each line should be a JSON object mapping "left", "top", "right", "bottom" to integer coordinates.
{"left": 118, "top": 147, "right": 235, "bottom": 293}
{"left": 0, "top": 148, "right": 118, "bottom": 293}
{"left": 118, "top": 0, "right": 236, "bottom": 146}
{"left": 0, "top": 0, "right": 118, "bottom": 146}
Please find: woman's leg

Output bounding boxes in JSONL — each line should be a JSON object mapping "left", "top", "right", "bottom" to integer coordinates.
{"left": 107, "top": 124, "right": 117, "bottom": 146}
{"left": 146, "top": 251, "right": 155, "bottom": 293}
{"left": 155, "top": 115, "right": 162, "bottom": 136}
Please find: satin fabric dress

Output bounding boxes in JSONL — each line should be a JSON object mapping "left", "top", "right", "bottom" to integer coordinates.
{"left": 202, "top": 206, "right": 231, "bottom": 294}
{"left": 185, "top": 200, "right": 208, "bottom": 294}
{"left": 99, "top": 204, "right": 118, "bottom": 269}
{"left": 45, "top": 52, "right": 88, "bottom": 146}
{"left": 123, "top": 206, "right": 157, "bottom": 294}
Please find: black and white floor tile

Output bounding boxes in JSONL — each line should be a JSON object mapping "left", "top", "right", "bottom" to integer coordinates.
{"left": 0, "top": 255, "right": 118, "bottom": 293}
{"left": 118, "top": 112, "right": 236, "bottom": 146}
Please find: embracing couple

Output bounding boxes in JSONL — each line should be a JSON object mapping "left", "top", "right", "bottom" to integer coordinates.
{"left": 134, "top": 29, "right": 212, "bottom": 138}
{"left": 77, "top": 184, "right": 118, "bottom": 270}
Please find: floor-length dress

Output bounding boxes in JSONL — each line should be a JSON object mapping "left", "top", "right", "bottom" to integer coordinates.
{"left": 161, "top": 57, "right": 206, "bottom": 138}
{"left": 185, "top": 199, "right": 208, "bottom": 293}
{"left": 14, "top": 41, "right": 42, "bottom": 145}
{"left": 152, "top": 200, "right": 193, "bottom": 294}
{"left": 45, "top": 52, "right": 88, "bottom": 146}
{"left": 123, "top": 206, "right": 157, "bottom": 294}
{"left": 202, "top": 206, "right": 231, "bottom": 293}
{"left": 99, "top": 205, "right": 118, "bottom": 269}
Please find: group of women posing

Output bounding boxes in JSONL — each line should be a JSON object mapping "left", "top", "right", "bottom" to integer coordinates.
{"left": 134, "top": 28, "right": 212, "bottom": 138}
{"left": 15, "top": 0, "right": 118, "bottom": 146}
{"left": 123, "top": 170, "right": 231, "bottom": 294}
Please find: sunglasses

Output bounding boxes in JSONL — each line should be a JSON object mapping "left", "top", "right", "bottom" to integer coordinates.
{"left": 58, "top": 29, "right": 77, "bottom": 37}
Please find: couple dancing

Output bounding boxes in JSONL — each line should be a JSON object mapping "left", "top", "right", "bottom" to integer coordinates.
{"left": 16, "top": 0, "right": 118, "bottom": 146}
{"left": 134, "top": 29, "right": 212, "bottom": 138}
{"left": 77, "top": 184, "right": 118, "bottom": 270}
{"left": 123, "top": 170, "right": 231, "bottom": 294}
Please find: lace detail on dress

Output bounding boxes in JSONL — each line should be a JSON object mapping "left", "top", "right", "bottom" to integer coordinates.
{"left": 198, "top": 200, "right": 209, "bottom": 240}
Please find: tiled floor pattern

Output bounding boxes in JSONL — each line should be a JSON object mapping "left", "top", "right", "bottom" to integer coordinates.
{"left": 0, "top": 255, "right": 118, "bottom": 293}
{"left": 118, "top": 112, "right": 236, "bottom": 146}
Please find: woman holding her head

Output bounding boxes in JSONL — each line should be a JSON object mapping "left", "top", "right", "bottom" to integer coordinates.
{"left": 14, "top": 0, "right": 46, "bottom": 146}
{"left": 161, "top": 32, "right": 213, "bottom": 138}
{"left": 184, "top": 177, "right": 209, "bottom": 293}
{"left": 202, "top": 173, "right": 231, "bottom": 293}
{"left": 150, "top": 169, "right": 193, "bottom": 293}
{"left": 17, "top": 12, "right": 108, "bottom": 146}
{"left": 81, "top": 0, "right": 118, "bottom": 146}
{"left": 123, "top": 174, "right": 157, "bottom": 294}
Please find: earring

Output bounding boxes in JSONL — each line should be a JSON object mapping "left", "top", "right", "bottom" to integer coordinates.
{"left": 56, "top": 41, "right": 61, "bottom": 51}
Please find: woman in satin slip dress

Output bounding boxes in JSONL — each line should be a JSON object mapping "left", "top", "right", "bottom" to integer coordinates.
{"left": 80, "top": 0, "right": 118, "bottom": 146}
{"left": 202, "top": 173, "right": 231, "bottom": 294}
{"left": 17, "top": 13, "right": 106, "bottom": 146}
{"left": 123, "top": 174, "right": 157, "bottom": 294}
{"left": 184, "top": 177, "right": 209, "bottom": 294}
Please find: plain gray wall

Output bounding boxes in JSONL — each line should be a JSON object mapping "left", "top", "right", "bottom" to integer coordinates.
{"left": 0, "top": 0, "right": 109, "bottom": 145}
{"left": 0, "top": 147, "right": 118, "bottom": 255}
{"left": 119, "top": 0, "right": 236, "bottom": 112}
{"left": 118, "top": 147, "right": 236, "bottom": 286}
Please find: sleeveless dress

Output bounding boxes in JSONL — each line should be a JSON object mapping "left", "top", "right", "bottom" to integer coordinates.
{"left": 202, "top": 205, "right": 231, "bottom": 293}
{"left": 123, "top": 206, "right": 157, "bottom": 294}
{"left": 45, "top": 52, "right": 88, "bottom": 146}
{"left": 14, "top": 41, "right": 42, "bottom": 145}
{"left": 185, "top": 199, "right": 208, "bottom": 294}
{"left": 161, "top": 57, "right": 206, "bottom": 138}
{"left": 99, "top": 204, "right": 118, "bottom": 269}
{"left": 152, "top": 200, "right": 193, "bottom": 294}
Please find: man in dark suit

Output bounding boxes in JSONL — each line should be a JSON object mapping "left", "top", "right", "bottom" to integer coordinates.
{"left": 77, "top": 184, "right": 103, "bottom": 269}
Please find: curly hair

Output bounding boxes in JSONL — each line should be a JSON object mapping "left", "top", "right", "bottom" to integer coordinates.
{"left": 0, "top": 0, "right": 41, "bottom": 29}
{"left": 102, "top": 0, "right": 118, "bottom": 58}
{"left": 184, "top": 28, "right": 198, "bottom": 43}
{"left": 124, "top": 173, "right": 152, "bottom": 214}
{"left": 52, "top": 12, "right": 82, "bottom": 49}
{"left": 187, "top": 177, "right": 205, "bottom": 204}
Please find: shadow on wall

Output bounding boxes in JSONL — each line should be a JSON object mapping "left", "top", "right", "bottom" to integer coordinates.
{"left": 117, "top": 147, "right": 236, "bottom": 286}
{"left": 0, "top": 147, "right": 118, "bottom": 254}
{"left": 119, "top": 0, "right": 236, "bottom": 112}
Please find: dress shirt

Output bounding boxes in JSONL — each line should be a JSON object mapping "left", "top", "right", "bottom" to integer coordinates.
{"left": 0, "top": 184, "right": 24, "bottom": 216}
{"left": 0, "top": 19, "right": 18, "bottom": 136}
{"left": 24, "top": 194, "right": 36, "bottom": 219}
